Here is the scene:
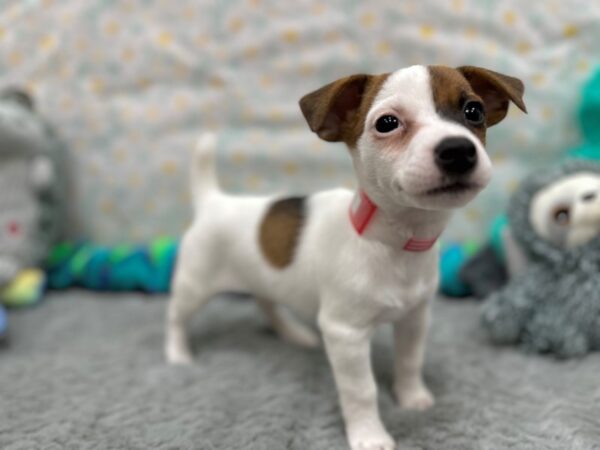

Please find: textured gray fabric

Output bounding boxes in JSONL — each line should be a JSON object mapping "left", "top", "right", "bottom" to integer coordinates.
{"left": 481, "top": 160, "right": 600, "bottom": 357}
{"left": 1, "top": 292, "right": 599, "bottom": 450}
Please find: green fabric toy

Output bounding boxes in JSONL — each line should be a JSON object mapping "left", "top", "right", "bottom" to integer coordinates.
{"left": 46, "top": 238, "right": 178, "bottom": 293}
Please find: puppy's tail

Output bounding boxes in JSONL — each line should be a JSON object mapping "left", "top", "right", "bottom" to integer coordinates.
{"left": 191, "top": 132, "right": 219, "bottom": 204}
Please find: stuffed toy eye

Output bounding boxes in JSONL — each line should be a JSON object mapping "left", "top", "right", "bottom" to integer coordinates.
{"left": 375, "top": 115, "right": 399, "bottom": 133}
{"left": 553, "top": 207, "right": 570, "bottom": 226}
{"left": 463, "top": 101, "right": 485, "bottom": 125}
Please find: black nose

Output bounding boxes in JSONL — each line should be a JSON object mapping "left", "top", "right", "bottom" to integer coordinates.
{"left": 434, "top": 137, "right": 477, "bottom": 176}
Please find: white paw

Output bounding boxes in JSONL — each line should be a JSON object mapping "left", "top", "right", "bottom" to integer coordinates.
{"left": 348, "top": 426, "right": 396, "bottom": 450}
{"left": 166, "top": 345, "right": 193, "bottom": 365}
{"left": 285, "top": 327, "right": 321, "bottom": 349}
{"left": 396, "top": 385, "right": 435, "bottom": 411}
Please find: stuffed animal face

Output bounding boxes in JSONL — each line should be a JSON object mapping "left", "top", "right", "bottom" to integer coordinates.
{"left": 529, "top": 172, "right": 600, "bottom": 248}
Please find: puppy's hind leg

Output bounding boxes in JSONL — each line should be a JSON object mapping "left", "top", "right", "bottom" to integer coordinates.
{"left": 256, "top": 299, "right": 320, "bottom": 348}
{"left": 166, "top": 271, "right": 214, "bottom": 364}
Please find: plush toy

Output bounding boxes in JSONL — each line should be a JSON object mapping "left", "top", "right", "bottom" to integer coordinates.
{"left": 46, "top": 238, "right": 178, "bottom": 293}
{"left": 481, "top": 160, "right": 600, "bottom": 358}
{"left": 0, "top": 87, "right": 68, "bottom": 321}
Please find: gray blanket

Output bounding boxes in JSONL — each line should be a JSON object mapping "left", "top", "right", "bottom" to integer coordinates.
{"left": 1, "top": 292, "right": 599, "bottom": 449}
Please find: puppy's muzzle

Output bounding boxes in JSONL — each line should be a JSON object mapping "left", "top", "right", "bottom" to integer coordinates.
{"left": 434, "top": 137, "right": 477, "bottom": 176}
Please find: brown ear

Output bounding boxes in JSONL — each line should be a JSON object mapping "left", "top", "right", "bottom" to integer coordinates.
{"left": 299, "top": 74, "right": 372, "bottom": 142}
{"left": 458, "top": 66, "right": 527, "bottom": 126}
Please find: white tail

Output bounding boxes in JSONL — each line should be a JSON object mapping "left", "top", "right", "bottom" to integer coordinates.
{"left": 191, "top": 132, "right": 219, "bottom": 205}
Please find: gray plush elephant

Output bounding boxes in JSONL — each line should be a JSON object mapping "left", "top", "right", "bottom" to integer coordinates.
{"left": 481, "top": 160, "right": 600, "bottom": 358}
{"left": 0, "top": 88, "right": 67, "bottom": 288}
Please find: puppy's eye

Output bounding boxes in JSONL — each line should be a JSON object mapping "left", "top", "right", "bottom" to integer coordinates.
{"left": 553, "top": 207, "right": 570, "bottom": 226}
{"left": 463, "top": 101, "right": 485, "bottom": 125}
{"left": 375, "top": 115, "right": 399, "bottom": 133}
{"left": 582, "top": 191, "right": 597, "bottom": 202}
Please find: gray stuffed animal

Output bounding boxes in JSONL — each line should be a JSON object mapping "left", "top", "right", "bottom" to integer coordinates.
{"left": 0, "top": 87, "right": 67, "bottom": 289}
{"left": 481, "top": 160, "right": 600, "bottom": 358}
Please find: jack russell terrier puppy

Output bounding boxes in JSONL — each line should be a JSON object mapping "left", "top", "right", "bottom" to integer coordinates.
{"left": 166, "top": 65, "right": 526, "bottom": 450}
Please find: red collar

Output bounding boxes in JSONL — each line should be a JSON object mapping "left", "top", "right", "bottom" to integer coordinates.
{"left": 349, "top": 191, "right": 440, "bottom": 252}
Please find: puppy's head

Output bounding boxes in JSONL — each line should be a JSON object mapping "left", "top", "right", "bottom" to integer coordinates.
{"left": 299, "top": 65, "right": 526, "bottom": 211}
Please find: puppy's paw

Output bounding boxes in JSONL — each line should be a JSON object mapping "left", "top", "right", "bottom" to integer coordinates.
{"left": 348, "top": 425, "right": 396, "bottom": 450}
{"left": 395, "top": 384, "right": 435, "bottom": 411}
{"left": 166, "top": 345, "right": 194, "bottom": 365}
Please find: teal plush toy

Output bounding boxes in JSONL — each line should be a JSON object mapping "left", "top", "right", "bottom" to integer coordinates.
{"left": 46, "top": 238, "right": 178, "bottom": 293}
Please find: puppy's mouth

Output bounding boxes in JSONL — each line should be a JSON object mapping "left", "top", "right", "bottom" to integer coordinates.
{"left": 423, "top": 181, "right": 478, "bottom": 196}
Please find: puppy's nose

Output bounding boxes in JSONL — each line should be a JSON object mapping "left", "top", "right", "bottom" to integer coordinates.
{"left": 434, "top": 137, "right": 477, "bottom": 176}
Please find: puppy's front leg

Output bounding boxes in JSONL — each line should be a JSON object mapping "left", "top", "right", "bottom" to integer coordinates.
{"left": 319, "top": 311, "right": 395, "bottom": 450}
{"left": 393, "top": 300, "right": 434, "bottom": 411}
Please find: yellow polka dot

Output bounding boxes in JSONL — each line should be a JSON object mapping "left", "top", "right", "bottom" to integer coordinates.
{"left": 228, "top": 17, "right": 244, "bottom": 33}
{"left": 282, "top": 29, "right": 299, "bottom": 43}
{"left": 209, "top": 75, "right": 225, "bottom": 89}
{"left": 282, "top": 162, "right": 299, "bottom": 175}
{"left": 128, "top": 174, "right": 142, "bottom": 188}
{"left": 100, "top": 200, "right": 115, "bottom": 214}
{"left": 231, "top": 151, "right": 247, "bottom": 164}
{"left": 145, "top": 200, "right": 156, "bottom": 213}
{"left": 312, "top": 3, "right": 325, "bottom": 15}
{"left": 246, "top": 175, "right": 262, "bottom": 189}
{"left": 576, "top": 60, "right": 590, "bottom": 73}
{"left": 376, "top": 41, "right": 391, "bottom": 56}
{"left": 322, "top": 165, "right": 335, "bottom": 177}
{"left": 244, "top": 46, "right": 258, "bottom": 59}
{"left": 147, "top": 107, "right": 159, "bottom": 120}
{"left": 299, "top": 63, "right": 315, "bottom": 77}
{"left": 516, "top": 41, "right": 531, "bottom": 54}
{"left": 260, "top": 74, "right": 273, "bottom": 88}
{"left": 420, "top": 24, "right": 435, "bottom": 39}
{"left": 485, "top": 42, "right": 498, "bottom": 55}
{"left": 174, "top": 94, "right": 188, "bottom": 110}
{"left": 465, "top": 208, "right": 481, "bottom": 222}
{"left": 195, "top": 34, "right": 209, "bottom": 47}
{"left": 310, "top": 140, "right": 324, "bottom": 151}
{"left": 452, "top": 0, "right": 464, "bottom": 11}
{"left": 563, "top": 24, "right": 579, "bottom": 38}
{"left": 89, "top": 78, "right": 105, "bottom": 94}
{"left": 464, "top": 26, "right": 477, "bottom": 40}
{"left": 542, "top": 106, "right": 554, "bottom": 120}
{"left": 122, "top": 48, "right": 135, "bottom": 62}
{"left": 343, "top": 179, "right": 355, "bottom": 189}
{"left": 491, "top": 152, "right": 507, "bottom": 164}
{"left": 60, "top": 97, "right": 73, "bottom": 111}
{"left": 242, "top": 108, "right": 254, "bottom": 120}
{"left": 345, "top": 43, "right": 358, "bottom": 57}
{"left": 248, "top": 0, "right": 260, "bottom": 7}
{"left": 0, "top": 27, "right": 6, "bottom": 40}
{"left": 503, "top": 10, "right": 516, "bottom": 25}
{"left": 269, "top": 108, "right": 284, "bottom": 122}
{"left": 39, "top": 34, "right": 57, "bottom": 51}
{"left": 114, "top": 148, "right": 127, "bottom": 162}
{"left": 137, "top": 77, "right": 150, "bottom": 89}
{"left": 157, "top": 31, "right": 173, "bottom": 46}
{"left": 532, "top": 73, "right": 545, "bottom": 86}
{"left": 506, "top": 179, "right": 520, "bottom": 193}
{"left": 104, "top": 20, "right": 120, "bottom": 36}
{"left": 360, "top": 12, "right": 376, "bottom": 28}
{"left": 8, "top": 51, "right": 22, "bottom": 66}
{"left": 161, "top": 161, "right": 178, "bottom": 175}
{"left": 324, "top": 30, "right": 340, "bottom": 42}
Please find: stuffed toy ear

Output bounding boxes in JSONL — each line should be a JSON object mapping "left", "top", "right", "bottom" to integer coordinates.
{"left": 299, "top": 74, "right": 372, "bottom": 142}
{"left": 458, "top": 66, "right": 527, "bottom": 126}
{"left": 0, "top": 87, "right": 34, "bottom": 110}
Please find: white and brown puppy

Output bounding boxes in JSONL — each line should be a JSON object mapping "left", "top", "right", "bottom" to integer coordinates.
{"left": 166, "top": 65, "right": 526, "bottom": 450}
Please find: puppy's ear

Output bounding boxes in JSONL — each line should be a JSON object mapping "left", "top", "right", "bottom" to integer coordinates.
{"left": 458, "top": 66, "right": 527, "bottom": 126}
{"left": 299, "top": 74, "right": 372, "bottom": 142}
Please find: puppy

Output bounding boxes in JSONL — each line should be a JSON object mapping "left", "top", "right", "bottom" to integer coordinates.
{"left": 166, "top": 65, "right": 526, "bottom": 450}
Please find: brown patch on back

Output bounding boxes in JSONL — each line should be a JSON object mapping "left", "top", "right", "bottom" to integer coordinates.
{"left": 299, "top": 73, "right": 390, "bottom": 148}
{"left": 428, "top": 65, "right": 487, "bottom": 144}
{"left": 259, "top": 196, "right": 306, "bottom": 268}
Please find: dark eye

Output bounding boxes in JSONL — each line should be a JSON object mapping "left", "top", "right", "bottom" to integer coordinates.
{"left": 375, "top": 115, "right": 399, "bottom": 133}
{"left": 553, "top": 207, "right": 570, "bottom": 226}
{"left": 463, "top": 101, "right": 485, "bottom": 125}
{"left": 582, "top": 191, "right": 597, "bottom": 202}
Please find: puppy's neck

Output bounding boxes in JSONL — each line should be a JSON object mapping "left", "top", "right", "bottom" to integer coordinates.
{"left": 350, "top": 190, "right": 451, "bottom": 251}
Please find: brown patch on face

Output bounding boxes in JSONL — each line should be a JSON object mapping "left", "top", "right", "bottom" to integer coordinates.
{"left": 428, "top": 65, "right": 487, "bottom": 144}
{"left": 299, "top": 73, "right": 389, "bottom": 148}
{"left": 259, "top": 196, "right": 306, "bottom": 268}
